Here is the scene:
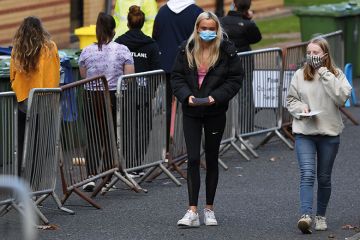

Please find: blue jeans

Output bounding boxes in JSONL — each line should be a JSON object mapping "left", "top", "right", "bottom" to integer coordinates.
{"left": 295, "top": 134, "right": 340, "bottom": 216}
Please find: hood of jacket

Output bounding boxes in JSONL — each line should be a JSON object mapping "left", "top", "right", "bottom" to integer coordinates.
{"left": 116, "top": 29, "right": 155, "bottom": 51}
{"left": 167, "top": 0, "right": 195, "bottom": 14}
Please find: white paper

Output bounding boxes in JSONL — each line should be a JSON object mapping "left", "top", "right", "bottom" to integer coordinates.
{"left": 296, "top": 110, "right": 322, "bottom": 117}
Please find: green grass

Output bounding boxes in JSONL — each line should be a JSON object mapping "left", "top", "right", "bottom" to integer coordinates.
{"left": 252, "top": 38, "right": 294, "bottom": 49}
{"left": 285, "top": 0, "right": 344, "bottom": 6}
{"left": 251, "top": 15, "right": 301, "bottom": 49}
{"left": 255, "top": 15, "right": 300, "bottom": 35}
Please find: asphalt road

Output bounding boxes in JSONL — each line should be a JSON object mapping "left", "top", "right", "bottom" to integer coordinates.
{"left": 1, "top": 107, "right": 357, "bottom": 240}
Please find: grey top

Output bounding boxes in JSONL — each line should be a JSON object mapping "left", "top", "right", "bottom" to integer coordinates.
{"left": 286, "top": 67, "right": 352, "bottom": 136}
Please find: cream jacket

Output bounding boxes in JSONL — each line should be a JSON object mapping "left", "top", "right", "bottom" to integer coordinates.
{"left": 286, "top": 67, "right": 352, "bottom": 136}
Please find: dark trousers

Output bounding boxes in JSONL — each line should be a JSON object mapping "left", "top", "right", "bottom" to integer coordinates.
{"left": 183, "top": 113, "right": 226, "bottom": 206}
{"left": 17, "top": 109, "right": 26, "bottom": 176}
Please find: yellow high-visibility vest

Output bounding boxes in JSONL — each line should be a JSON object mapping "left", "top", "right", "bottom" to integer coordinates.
{"left": 113, "top": 0, "right": 158, "bottom": 38}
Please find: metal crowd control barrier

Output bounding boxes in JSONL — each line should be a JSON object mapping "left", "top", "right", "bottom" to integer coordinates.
{"left": 21, "top": 88, "right": 74, "bottom": 223}
{"left": 282, "top": 42, "right": 307, "bottom": 141}
{"left": 0, "top": 175, "right": 37, "bottom": 240}
{"left": 219, "top": 98, "right": 252, "bottom": 166}
{"left": 167, "top": 97, "right": 188, "bottom": 177}
{"left": 60, "top": 76, "right": 137, "bottom": 208}
{"left": 0, "top": 92, "right": 19, "bottom": 223}
{"left": 234, "top": 48, "right": 294, "bottom": 153}
{"left": 108, "top": 70, "right": 181, "bottom": 188}
{"left": 0, "top": 92, "right": 17, "bottom": 176}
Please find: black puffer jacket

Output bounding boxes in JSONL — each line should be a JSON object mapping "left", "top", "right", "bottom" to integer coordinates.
{"left": 171, "top": 40, "right": 243, "bottom": 117}
{"left": 220, "top": 11, "right": 262, "bottom": 52}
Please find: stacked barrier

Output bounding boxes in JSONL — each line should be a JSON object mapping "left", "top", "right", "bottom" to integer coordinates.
{"left": 60, "top": 76, "right": 137, "bottom": 207}
{"left": 107, "top": 70, "right": 181, "bottom": 188}
{"left": 21, "top": 89, "right": 74, "bottom": 223}
{"left": 168, "top": 97, "right": 188, "bottom": 176}
{"left": 218, "top": 98, "right": 251, "bottom": 166}
{"left": 0, "top": 92, "right": 18, "bottom": 219}
{"left": 0, "top": 92, "right": 17, "bottom": 176}
{"left": 234, "top": 48, "right": 294, "bottom": 154}
{"left": 0, "top": 175, "right": 37, "bottom": 240}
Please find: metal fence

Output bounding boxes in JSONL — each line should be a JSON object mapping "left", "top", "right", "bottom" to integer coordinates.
{"left": 21, "top": 88, "right": 73, "bottom": 223}
{"left": 0, "top": 92, "right": 19, "bottom": 224}
{"left": 60, "top": 76, "right": 137, "bottom": 208}
{"left": 113, "top": 70, "right": 181, "bottom": 187}
{"left": 218, "top": 98, "right": 251, "bottom": 167}
{"left": 235, "top": 48, "right": 293, "bottom": 154}
{"left": 0, "top": 92, "right": 17, "bottom": 176}
{"left": 168, "top": 97, "right": 188, "bottom": 175}
{"left": 0, "top": 175, "right": 37, "bottom": 240}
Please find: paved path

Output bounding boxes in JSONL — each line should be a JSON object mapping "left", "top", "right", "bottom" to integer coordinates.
{"left": 2, "top": 108, "right": 358, "bottom": 240}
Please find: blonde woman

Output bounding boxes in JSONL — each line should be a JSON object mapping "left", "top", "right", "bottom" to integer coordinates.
{"left": 286, "top": 37, "right": 351, "bottom": 234}
{"left": 10, "top": 16, "right": 60, "bottom": 174}
{"left": 171, "top": 11, "right": 243, "bottom": 227}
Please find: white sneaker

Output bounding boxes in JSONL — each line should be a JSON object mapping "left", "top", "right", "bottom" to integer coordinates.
{"left": 101, "top": 183, "right": 118, "bottom": 193}
{"left": 82, "top": 181, "right": 95, "bottom": 192}
{"left": 314, "top": 216, "right": 327, "bottom": 231}
{"left": 297, "top": 214, "right": 312, "bottom": 234}
{"left": 204, "top": 208, "right": 218, "bottom": 226}
{"left": 177, "top": 210, "right": 200, "bottom": 227}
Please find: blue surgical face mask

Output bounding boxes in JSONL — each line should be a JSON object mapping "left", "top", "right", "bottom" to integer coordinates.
{"left": 230, "top": 3, "right": 235, "bottom": 11}
{"left": 199, "top": 30, "right": 217, "bottom": 42}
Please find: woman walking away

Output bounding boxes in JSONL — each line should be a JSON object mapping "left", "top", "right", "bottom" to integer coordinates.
{"left": 286, "top": 37, "right": 352, "bottom": 234}
{"left": 171, "top": 11, "right": 243, "bottom": 227}
{"left": 10, "top": 16, "right": 60, "bottom": 175}
{"left": 78, "top": 12, "right": 134, "bottom": 192}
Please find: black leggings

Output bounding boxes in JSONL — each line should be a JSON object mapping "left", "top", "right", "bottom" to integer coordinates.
{"left": 183, "top": 113, "right": 226, "bottom": 206}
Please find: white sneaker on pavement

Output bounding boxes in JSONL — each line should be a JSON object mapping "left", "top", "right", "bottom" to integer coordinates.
{"left": 314, "top": 216, "right": 327, "bottom": 231}
{"left": 177, "top": 210, "right": 200, "bottom": 227}
{"left": 82, "top": 181, "right": 95, "bottom": 192}
{"left": 204, "top": 208, "right": 218, "bottom": 226}
{"left": 297, "top": 214, "right": 312, "bottom": 234}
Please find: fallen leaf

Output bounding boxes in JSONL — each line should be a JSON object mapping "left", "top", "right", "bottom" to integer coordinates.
{"left": 37, "top": 224, "right": 59, "bottom": 230}
{"left": 269, "top": 157, "right": 277, "bottom": 162}
{"left": 342, "top": 224, "right": 355, "bottom": 230}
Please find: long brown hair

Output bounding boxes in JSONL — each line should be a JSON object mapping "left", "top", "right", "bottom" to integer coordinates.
{"left": 186, "top": 12, "right": 224, "bottom": 69}
{"left": 304, "top": 37, "right": 338, "bottom": 80}
{"left": 12, "top": 16, "right": 52, "bottom": 74}
{"left": 96, "top": 12, "right": 116, "bottom": 51}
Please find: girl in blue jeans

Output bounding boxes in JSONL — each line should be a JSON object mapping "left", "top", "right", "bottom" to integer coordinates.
{"left": 286, "top": 37, "right": 352, "bottom": 234}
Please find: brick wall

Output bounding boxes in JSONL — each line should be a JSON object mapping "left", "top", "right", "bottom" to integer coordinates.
{"left": 0, "top": 0, "right": 70, "bottom": 48}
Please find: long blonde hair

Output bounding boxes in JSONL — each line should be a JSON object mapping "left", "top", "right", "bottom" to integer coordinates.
{"left": 185, "top": 12, "right": 224, "bottom": 69}
{"left": 304, "top": 37, "right": 338, "bottom": 80}
{"left": 12, "top": 16, "right": 52, "bottom": 73}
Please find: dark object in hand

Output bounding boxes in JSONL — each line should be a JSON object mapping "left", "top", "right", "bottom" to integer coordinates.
{"left": 192, "top": 97, "right": 211, "bottom": 106}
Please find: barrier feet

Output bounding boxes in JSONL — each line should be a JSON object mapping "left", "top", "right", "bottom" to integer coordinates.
{"left": 51, "top": 192, "right": 74, "bottom": 215}
{"left": 218, "top": 158, "right": 228, "bottom": 170}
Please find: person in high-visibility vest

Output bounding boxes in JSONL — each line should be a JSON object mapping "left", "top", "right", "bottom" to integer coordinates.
{"left": 113, "top": 0, "right": 158, "bottom": 38}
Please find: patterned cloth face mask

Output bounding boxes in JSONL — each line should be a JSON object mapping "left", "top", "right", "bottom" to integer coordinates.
{"left": 306, "top": 54, "right": 325, "bottom": 69}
